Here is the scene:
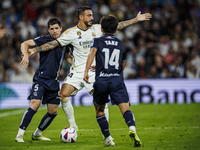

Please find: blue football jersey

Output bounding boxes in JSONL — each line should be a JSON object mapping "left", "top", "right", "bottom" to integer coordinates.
{"left": 91, "top": 34, "right": 126, "bottom": 83}
{"left": 33, "top": 34, "right": 67, "bottom": 80}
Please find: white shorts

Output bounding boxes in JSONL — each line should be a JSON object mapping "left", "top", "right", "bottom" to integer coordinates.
{"left": 63, "top": 70, "right": 95, "bottom": 96}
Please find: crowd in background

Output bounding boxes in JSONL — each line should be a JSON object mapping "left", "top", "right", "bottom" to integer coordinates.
{"left": 0, "top": 0, "right": 200, "bottom": 82}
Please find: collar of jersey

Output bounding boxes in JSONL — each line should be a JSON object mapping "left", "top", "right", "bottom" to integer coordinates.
{"left": 47, "top": 33, "right": 54, "bottom": 41}
{"left": 103, "top": 34, "right": 114, "bottom": 37}
{"left": 76, "top": 25, "right": 91, "bottom": 31}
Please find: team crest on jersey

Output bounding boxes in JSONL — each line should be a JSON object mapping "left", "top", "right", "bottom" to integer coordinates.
{"left": 92, "top": 32, "right": 96, "bottom": 37}
{"left": 77, "top": 31, "right": 82, "bottom": 39}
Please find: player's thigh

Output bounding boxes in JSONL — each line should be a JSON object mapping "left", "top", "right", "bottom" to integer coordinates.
{"left": 47, "top": 103, "right": 59, "bottom": 114}
{"left": 43, "top": 90, "right": 60, "bottom": 105}
{"left": 28, "top": 82, "right": 45, "bottom": 101}
{"left": 29, "top": 99, "right": 41, "bottom": 110}
{"left": 93, "top": 82, "right": 109, "bottom": 105}
{"left": 60, "top": 83, "right": 75, "bottom": 97}
{"left": 110, "top": 82, "right": 129, "bottom": 105}
{"left": 84, "top": 71, "right": 95, "bottom": 95}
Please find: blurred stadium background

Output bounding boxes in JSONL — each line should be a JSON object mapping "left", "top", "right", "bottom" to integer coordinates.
{"left": 0, "top": 0, "right": 200, "bottom": 109}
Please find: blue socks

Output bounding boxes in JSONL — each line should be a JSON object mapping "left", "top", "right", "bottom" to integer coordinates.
{"left": 38, "top": 112, "right": 57, "bottom": 131}
{"left": 20, "top": 107, "right": 37, "bottom": 130}
{"left": 96, "top": 114, "right": 110, "bottom": 138}
{"left": 123, "top": 110, "right": 135, "bottom": 127}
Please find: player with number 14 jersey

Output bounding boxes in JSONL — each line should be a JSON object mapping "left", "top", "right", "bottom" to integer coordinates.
{"left": 91, "top": 34, "right": 126, "bottom": 84}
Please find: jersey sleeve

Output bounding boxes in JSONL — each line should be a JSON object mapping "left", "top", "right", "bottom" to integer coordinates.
{"left": 56, "top": 29, "right": 73, "bottom": 47}
{"left": 93, "top": 24, "right": 103, "bottom": 37}
{"left": 90, "top": 38, "right": 98, "bottom": 50}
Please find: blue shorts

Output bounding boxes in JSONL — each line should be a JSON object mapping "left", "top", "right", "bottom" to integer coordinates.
{"left": 28, "top": 81, "right": 60, "bottom": 105}
{"left": 93, "top": 82, "right": 129, "bottom": 105}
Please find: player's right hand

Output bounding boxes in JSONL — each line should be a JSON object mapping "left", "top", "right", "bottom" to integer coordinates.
{"left": 89, "top": 65, "right": 96, "bottom": 72}
{"left": 83, "top": 72, "right": 90, "bottom": 84}
{"left": 20, "top": 54, "right": 29, "bottom": 69}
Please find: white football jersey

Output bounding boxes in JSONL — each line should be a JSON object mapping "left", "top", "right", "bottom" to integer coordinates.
{"left": 57, "top": 24, "right": 103, "bottom": 72}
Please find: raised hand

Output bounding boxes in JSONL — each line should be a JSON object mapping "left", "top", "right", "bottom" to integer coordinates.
{"left": 136, "top": 11, "right": 152, "bottom": 21}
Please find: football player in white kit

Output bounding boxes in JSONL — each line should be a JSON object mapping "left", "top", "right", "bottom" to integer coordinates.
{"left": 28, "top": 6, "right": 152, "bottom": 131}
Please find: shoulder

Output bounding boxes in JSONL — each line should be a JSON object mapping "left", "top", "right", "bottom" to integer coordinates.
{"left": 33, "top": 34, "right": 51, "bottom": 44}
{"left": 63, "top": 26, "right": 78, "bottom": 35}
{"left": 34, "top": 34, "right": 49, "bottom": 40}
{"left": 90, "top": 24, "right": 101, "bottom": 29}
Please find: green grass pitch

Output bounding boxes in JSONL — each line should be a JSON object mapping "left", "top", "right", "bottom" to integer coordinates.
{"left": 0, "top": 103, "right": 200, "bottom": 150}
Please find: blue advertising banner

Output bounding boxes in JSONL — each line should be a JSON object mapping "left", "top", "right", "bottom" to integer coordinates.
{"left": 0, "top": 79, "right": 200, "bottom": 109}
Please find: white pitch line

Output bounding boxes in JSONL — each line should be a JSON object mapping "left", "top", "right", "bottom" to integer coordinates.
{"left": 0, "top": 107, "right": 46, "bottom": 118}
{"left": 23, "top": 126, "right": 199, "bottom": 133}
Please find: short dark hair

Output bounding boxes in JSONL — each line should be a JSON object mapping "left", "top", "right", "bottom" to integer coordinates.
{"left": 100, "top": 15, "right": 118, "bottom": 34}
{"left": 47, "top": 17, "right": 61, "bottom": 28}
{"left": 76, "top": 6, "right": 92, "bottom": 20}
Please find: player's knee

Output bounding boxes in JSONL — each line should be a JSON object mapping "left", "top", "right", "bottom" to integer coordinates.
{"left": 48, "top": 104, "right": 59, "bottom": 113}
{"left": 60, "top": 89, "right": 71, "bottom": 98}
{"left": 30, "top": 100, "right": 40, "bottom": 110}
{"left": 48, "top": 109, "right": 58, "bottom": 114}
{"left": 95, "top": 105, "right": 105, "bottom": 115}
{"left": 59, "top": 97, "right": 69, "bottom": 103}
{"left": 96, "top": 110, "right": 104, "bottom": 116}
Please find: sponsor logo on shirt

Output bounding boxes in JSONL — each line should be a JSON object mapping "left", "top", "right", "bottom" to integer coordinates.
{"left": 99, "top": 71, "right": 120, "bottom": 77}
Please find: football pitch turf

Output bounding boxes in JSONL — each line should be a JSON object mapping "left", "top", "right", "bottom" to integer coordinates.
{"left": 0, "top": 103, "right": 199, "bottom": 150}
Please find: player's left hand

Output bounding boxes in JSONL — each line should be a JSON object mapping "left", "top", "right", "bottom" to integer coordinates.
{"left": 136, "top": 11, "right": 152, "bottom": 22}
{"left": 20, "top": 54, "right": 29, "bottom": 69}
{"left": 83, "top": 72, "right": 90, "bottom": 84}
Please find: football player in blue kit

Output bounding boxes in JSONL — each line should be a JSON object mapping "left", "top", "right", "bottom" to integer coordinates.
{"left": 84, "top": 16, "right": 142, "bottom": 147}
{"left": 15, "top": 17, "right": 72, "bottom": 142}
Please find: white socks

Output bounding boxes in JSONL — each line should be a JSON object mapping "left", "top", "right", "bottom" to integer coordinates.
{"left": 61, "top": 100, "right": 78, "bottom": 130}
{"left": 16, "top": 128, "right": 25, "bottom": 138}
{"left": 129, "top": 125, "right": 136, "bottom": 132}
{"left": 104, "top": 103, "right": 109, "bottom": 122}
{"left": 33, "top": 128, "right": 43, "bottom": 136}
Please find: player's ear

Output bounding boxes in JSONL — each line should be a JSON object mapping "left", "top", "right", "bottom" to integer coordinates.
{"left": 114, "top": 29, "right": 117, "bottom": 34}
{"left": 101, "top": 27, "right": 104, "bottom": 33}
{"left": 79, "top": 15, "right": 83, "bottom": 20}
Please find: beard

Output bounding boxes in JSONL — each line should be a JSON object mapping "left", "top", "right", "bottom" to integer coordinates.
{"left": 84, "top": 20, "right": 92, "bottom": 27}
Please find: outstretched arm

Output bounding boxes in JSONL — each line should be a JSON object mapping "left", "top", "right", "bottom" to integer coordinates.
{"left": 20, "top": 40, "right": 36, "bottom": 69}
{"left": 117, "top": 11, "right": 152, "bottom": 30}
{"left": 28, "top": 40, "right": 59, "bottom": 56}
{"left": 84, "top": 48, "right": 97, "bottom": 83}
